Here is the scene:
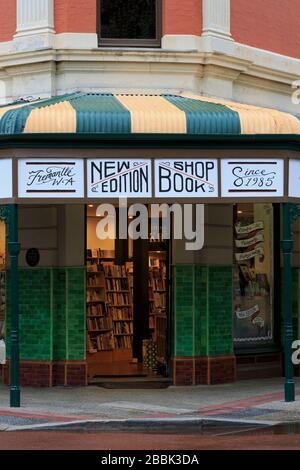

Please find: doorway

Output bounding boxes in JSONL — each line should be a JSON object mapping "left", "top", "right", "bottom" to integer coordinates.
{"left": 85, "top": 204, "right": 171, "bottom": 382}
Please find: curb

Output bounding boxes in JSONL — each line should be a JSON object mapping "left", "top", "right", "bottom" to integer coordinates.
{"left": 4, "top": 416, "right": 278, "bottom": 432}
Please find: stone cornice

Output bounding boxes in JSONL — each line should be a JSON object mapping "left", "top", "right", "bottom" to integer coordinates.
{"left": 0, "top": 47, "right": 298, "bottom": 86}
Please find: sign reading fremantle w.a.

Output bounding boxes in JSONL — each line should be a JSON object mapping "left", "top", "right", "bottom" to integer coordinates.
{"left": 18, "top": 159, "right": 84, "bottom": 198}
{"left": 87, "top": 159, "right": 152, "bottom": 198}
{"left": 155, "top": 159, "right": 218, "bottom": 197}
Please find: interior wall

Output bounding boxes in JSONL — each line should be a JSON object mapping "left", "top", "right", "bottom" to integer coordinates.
{"left": 173, "top": 204, "right": 233, "bottom": 266}
{"left": 58, "top": 205, "right": 85, "bottom": 267}
{"left": 87, "top": 216, "right": 115, "bottom": 251}
{"left": 19, "top": 206, "right": 58, "bottom": 267}
{"left": 19, "top": 205, "right": 85, "bottom": 268}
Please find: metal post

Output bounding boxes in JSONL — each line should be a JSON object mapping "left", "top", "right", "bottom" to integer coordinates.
{"left": 8, "top": 204, "right": 20, "bottom": 407}
{"left": 281, "top": 203, "right": 295, "bottom": 402}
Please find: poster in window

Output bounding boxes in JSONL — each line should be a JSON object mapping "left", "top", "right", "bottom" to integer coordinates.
{"left": 233, "top": 203, "right": 274, "bottom": 346}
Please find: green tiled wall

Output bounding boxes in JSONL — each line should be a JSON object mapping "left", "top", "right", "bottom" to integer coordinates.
{"left": 6, "top": 267, "right": 86, "bottom": 361}
{"left": 173, "top": 265, "right": 233, "bottom": 358}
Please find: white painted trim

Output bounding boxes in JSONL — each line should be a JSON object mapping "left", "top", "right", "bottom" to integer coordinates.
{"left": 54, "top": 33, "right": 98, "bottom": 50}
{"left": 202, "top": 0, "right": 232, "bottom": 39}
{"left": 161, "top": 35, "right": 201, "bottom": 51}
{"left": 16, "top": 0, "right": 54, "bottom": 33}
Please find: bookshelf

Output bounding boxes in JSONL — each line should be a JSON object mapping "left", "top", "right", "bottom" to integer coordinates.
{"left": 86, "top": 256, "right": 133, "bottom": 360}
{"left": 103, "top": 263, "right": 134, "bottom": 350}
{"left": 86, "top": 265, "right": 114, "bottom": 353}
{"left": 149, "top": 252, "right": 168, "bottom": 363}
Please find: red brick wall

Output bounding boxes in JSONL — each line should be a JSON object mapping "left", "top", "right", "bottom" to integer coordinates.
{"left": 163, "top": 0, "right": 202, "bottom": 36}
{"left": 0, "top": 0, "right": 16, "bottom": 42}
{"left": 54, "top": 0, "right": 96, "bottom": 33}
{"left": 232, "top": 0, "right": 300, "bottom": 59}
{"left": 54, "top": 1, "right": 202, "bottom": 37}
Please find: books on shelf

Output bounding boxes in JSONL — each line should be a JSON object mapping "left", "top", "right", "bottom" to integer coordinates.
{"left": 87, "top": 288, "right": 106, "bottom": 303}
{"left": 87, "top": 316, "right": 113, "bottom": 331}
{"left": 113, "top": 321, "right": 133, "bottom": 335}
{"left": 86, "top": 248, "right": 115, "bottom": 259}
{"left": 114, "top": 335, "right": 132, "bottom": 349}
{"left": 106, "top": 277, "right": 129, "bottom": 291}
{"left": 104, "top": 264, "right": 126, "bottom": 278}
{"left": 111, "top": 307, "right": 133, "bottom": 321}
{"left": 87, "top": 271, "right": 105, "bottom": 287}
{"left": 86, "top": 253, "right": 134, "bottom": 353}
{"left": 96, "top": 332, "right": 114, "bottom": 351}
{"left": 107, "top": 292, "right": 130, "bottom": 305}
{"left": 87, "top": 303, "right": 107, "bottom": 317}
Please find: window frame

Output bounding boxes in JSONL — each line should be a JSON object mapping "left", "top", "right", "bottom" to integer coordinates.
{"left": 97, "top": 0, "right": 162, "bottom": 48}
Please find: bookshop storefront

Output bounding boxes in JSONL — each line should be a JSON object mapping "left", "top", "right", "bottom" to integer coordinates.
{"left": 0, "top": 92, "right": 300, "bottom": 388}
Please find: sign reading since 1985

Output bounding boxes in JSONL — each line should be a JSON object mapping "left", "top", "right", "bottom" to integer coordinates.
{"left": 221, "top": 159, "right": 284, "bottom": 197}
{"left": 87, "top": 159, "right": 152, "bottom": 198}
{"left": 18, "top": 159, "right": 84, "bottom": 198}
{"left": 155, "top": 159, "right": 218, "bottom": 197}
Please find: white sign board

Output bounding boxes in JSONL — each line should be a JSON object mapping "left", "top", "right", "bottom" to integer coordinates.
{"left": 221, "top": 159, "right": 284, "bottom": 197}
{"left": 289, "top": 159, "right": 300, "bottom": 197}
{"left": 88, "top": 159, "right": 152, "bottom": 198}
{"left": 155, "top": 159, "right": 218, "bottom": 197}
{"left": 18, "top": 159, "right": 84, "bottom": 198}
{"left": 0, "top": 159, "right": 12, "bottom": 198}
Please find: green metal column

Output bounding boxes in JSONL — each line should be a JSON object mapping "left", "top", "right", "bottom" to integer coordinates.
{"left": 281, "top": 203, "right": 295, "bottom": 402}
{"left": 8, "top": 205, "right": 20, "bottom": 407}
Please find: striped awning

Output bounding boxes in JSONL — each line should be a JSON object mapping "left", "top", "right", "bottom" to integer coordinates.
{"left": 0, "top": 92, "right": 300, "bottom": 136}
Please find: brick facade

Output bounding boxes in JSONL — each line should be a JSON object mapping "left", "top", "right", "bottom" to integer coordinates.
{"left": 173, "top": 355, "right": 236, "bottom": 385}
{"left": 3, "top": 360, "right": 87, "bottom": 387}
{"left": 163, "top": 0, "right": 202, "bottom": 36}
{"left": 0, "top": 0, "right": 16, "bottom": 42}
{"left": 232, "top": 0, "right": 300, "bottom": 59}
{"left": 54, "top": 0, "right": 96, "bottom": 34}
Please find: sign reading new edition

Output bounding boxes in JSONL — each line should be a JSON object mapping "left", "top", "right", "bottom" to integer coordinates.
{"left": 18, "top": 159, "right": 84, "bottom": 198}
{"left": 155, "top": 160, "right": 218, "bottom": 197}
{"left": 88, "top": 159, "right": 152, "bottom": 198}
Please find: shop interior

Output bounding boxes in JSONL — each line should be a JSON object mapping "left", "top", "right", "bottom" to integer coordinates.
{"left": 86, "top": 204, "right": 170, "bottom": 381}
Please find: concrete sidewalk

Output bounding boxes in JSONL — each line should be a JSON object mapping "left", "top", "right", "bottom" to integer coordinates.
{"left": 0, "top": 377, "right": 300, "bottom": 430}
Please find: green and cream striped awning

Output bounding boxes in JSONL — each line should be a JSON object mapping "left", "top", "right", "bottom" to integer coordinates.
{"left": 0, "top": 92, "right": 300, "bottom": 135}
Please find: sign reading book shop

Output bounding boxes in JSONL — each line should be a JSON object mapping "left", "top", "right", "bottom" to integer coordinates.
{"left": 221, "top": 159, "right": 284, "bottom": 197}
{"left": 155, "top": 159, "right": 218, "bottom": 197}
{"left": 87, "top": 159, "right": 152, "bottom": 198}
{"left": 18, "top": 159, "right": 84, "bottom": 198}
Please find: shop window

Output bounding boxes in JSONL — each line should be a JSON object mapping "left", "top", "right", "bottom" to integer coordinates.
{"left": 97, "top": 0, "right": 162, "bottom": 47}
{"left": 233, "top": 204, "right": 275, "bottom": 349}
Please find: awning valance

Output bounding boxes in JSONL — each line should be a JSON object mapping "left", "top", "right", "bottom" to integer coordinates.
{"left": 0, "top": 92, "right": 300, "bottom": 136}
